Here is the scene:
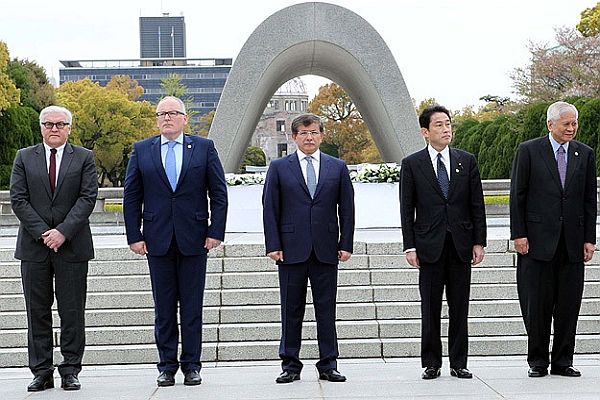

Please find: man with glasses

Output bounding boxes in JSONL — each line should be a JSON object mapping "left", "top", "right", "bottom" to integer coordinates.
{"left": 263, "top": 113, "right": 355, "bottom": 384}
{"left": 124, "top": 96, "right": 228, "bottom": 387}
{"left": 10, "top": 105, "right": 98, "bottom": 392}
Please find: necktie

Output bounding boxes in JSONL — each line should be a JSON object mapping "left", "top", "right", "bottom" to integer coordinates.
{"left": 305, "top": 156, "right": 317, "bottom": 198}
{"left": 437, "top": 153, "right": 449, "bottom": 198}
{"left": 165, "top": 141, "right": 178, "bottom": 191}
{"left": 49, "top": 148, "right": 57, "bottom": 193}
{"left": 557, "top": 145, "right": 566, "bottom": 188}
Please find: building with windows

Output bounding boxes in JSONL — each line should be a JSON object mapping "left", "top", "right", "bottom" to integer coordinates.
{"left": 140, "top": 15, "right": 186, "bottom": 59}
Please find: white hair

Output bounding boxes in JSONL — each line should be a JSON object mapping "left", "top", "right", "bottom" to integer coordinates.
{"left": 547, "top": 101, "right": 578, "bottom": 123}
{"left": 39, "top": 106, "right": 72, "bottom": 124}
{"left": 157, "top": 96, "right": 186, "bottom": 114}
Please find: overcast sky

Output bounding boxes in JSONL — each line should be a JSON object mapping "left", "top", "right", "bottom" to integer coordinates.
{"left": 0, "top": 0, "right": 595, "bottom": 110}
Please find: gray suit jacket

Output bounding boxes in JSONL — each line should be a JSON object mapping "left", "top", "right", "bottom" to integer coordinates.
{"left": 10, "top": 143, "right": 98, "bottom": 262}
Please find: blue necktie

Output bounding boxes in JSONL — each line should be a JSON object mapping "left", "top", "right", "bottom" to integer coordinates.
{"left": 165, "top": 141, "right": 177, "bottom": 191}
{"left": 437, "top": 153, "right": 449, "bottom": 198}
{"left": 557, "top": 145, "right": 566, "bottom": 188}
{"left": 306, "top": 156, "right": 317, "bottom": 198}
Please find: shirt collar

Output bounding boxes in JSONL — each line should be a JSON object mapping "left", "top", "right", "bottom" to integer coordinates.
{"left": 161, "top": 133, "right": 184, "bottom": 145}
{"left": 296, "top": 149, "right": 321, "bottom": 162}
{"left": 43, "top": 142, "right": 67, "bottom": 153}
{"left": 427, "top": 144, "right": 449, "bottom": 161}
{"left": 548, "top": 133, "right": 569, "bottom": 153}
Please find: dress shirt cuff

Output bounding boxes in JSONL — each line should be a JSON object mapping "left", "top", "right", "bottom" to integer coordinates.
{"left": 404, "top": 248, "right": 416, "bottom": 253}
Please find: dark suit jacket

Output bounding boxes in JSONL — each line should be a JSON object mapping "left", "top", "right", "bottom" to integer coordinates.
{"left": 123, "top": 134, "right": 228, "bottom": 257}
{"left": 262, "top": 152, "right": 355, "bottom": 265}
{"left": 10, "top": 143, "right": 98, "bottom": 262}
{"left": 400, "top": 147, "right": 487, "bottom": 264}
{"left": 510, "top": 137, "right": 596, "bottom": 262}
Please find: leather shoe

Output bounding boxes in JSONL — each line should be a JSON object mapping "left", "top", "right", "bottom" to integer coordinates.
{"left": 319, "top": 369, "right": 346, "bottom": 382}
{"left": 27, "top": 375, "right": 54, "bottom": 392}
{"left": 422, "top": 367, "right": 441, "bottom": 379}
{"left": 528, "top": 366, "right": 548, "bottom": 377}
{"left": 61, "top": 374, "right": 81, "bottom": 391}
{"left": 276, "top": 370, "right": 300, "bottom": 383}
{"left": 184, "top": 369, "right": 202, "bottom": 385}
{"left": 157, "top": 370, "right": 176, "bottom": 387}
{"left": 550, "top": 366, "right": 581, "bottom": 377}
{"left": 450, "top": 368, "right": 473, "bottom": 379}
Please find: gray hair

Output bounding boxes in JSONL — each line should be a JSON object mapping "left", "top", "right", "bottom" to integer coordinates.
{"left": 157, "top": 96, "right": 186, "bottom": 114}
{"left": 547, "top": 101, "right": 578, "bottom": 123}
{"left": 39, "top": 106, "right": 73, "bottom": 124}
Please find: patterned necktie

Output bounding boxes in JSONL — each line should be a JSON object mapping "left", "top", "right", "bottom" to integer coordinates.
{"left": 165, "top": 141, "right": 178, "bottom": 191}
{"left": 49, "top": 148, "right": 57, "bottom": 193}
{"left": 557, "top": 145, "right": 566, "bottom": 188}
{"left": 305, "top": 156, "right": 317, "bottom": 198}
{"left": 437, "top": 153, "right": 449, "bottom": 198}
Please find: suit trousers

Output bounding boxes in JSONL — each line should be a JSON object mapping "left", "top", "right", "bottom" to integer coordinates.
{"left": 147, "top": 236, "right": 207, "bottom": 373}
{"left": 517, "top": 234, "right": 584, "bottom": 368}
{"left": 278, "top": 252, "right": 339, "bottom": 373}
{"left": 21, "top": 254, "right": 88, "bottom": 377}
{"left": 419, "top": 233, "right": 471, "bottom": 369}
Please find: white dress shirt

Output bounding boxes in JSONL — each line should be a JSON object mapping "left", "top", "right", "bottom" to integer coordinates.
{"left": 44, "top": 142, "right": 66, "bottom": 185}
{"left": 296, "top": 149, "right": 321, "bottom": 185}
{"left": 427, "top": 144, "right": 450, "bottom": 182}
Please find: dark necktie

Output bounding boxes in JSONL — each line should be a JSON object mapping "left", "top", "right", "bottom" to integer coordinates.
{"left": 437, "top": 153, "right": 449, "bottom": 198}
{"left": 557, "top": 145, "right": 566, "bottom": 188}
{"left": 305, "top": 156, "right": 317, "bottom": 198}
{"left": 49, "top": 148, "right": 57, "bottom": 193}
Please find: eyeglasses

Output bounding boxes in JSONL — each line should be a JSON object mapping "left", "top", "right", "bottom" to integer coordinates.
{"left": 156, "top": 110, "right": 186, "bottom": 118}
{"left": 297, "top": 130, "right": 322, "bottom": 137}
{"left": 41, "top": 122, "right": 69, "bottom": 130}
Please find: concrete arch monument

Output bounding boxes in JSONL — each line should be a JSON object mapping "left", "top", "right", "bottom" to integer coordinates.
{"left": 209, "top": 2, "right": 423, "bottom": 172}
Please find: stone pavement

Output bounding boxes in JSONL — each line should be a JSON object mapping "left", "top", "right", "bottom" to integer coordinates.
{"left": 1, "top": 356, "right": 599, "bottom": 400}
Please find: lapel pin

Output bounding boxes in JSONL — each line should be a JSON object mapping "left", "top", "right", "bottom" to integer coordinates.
{"left": 187, "top": 144, "right": 192, "bottom": 149}
{"left": 455, "top": 168, "right": 459, "bottom": 173}
{"left": 575, "top": 151, "right": 579, "bottom": 156}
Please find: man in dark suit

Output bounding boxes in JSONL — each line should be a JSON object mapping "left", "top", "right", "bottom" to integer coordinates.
{"left": 263, "top": 113, "right": 355, "bottom": 384}
{"left": 510, "top": 101, "right": 596, "bottom": 378}
{"left": 123, "top": 96, "right": 228, "bottom": 387}
{"left": 400, "top": 105, "right": 486, "bottom": 380}
{"left": 10, "top": 105, "right": 98, "bottom": 392}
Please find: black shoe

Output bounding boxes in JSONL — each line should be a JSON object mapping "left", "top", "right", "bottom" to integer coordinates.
{"left": 157, "top": 370, "right": 176, "bottom": 387}
{"left": 550, "top": 366, "right": 581, "bottom": 377}
{"left": 422, "top": 367, "right": 441, "bottom": 380}
{"left": 61, "top": 374, "right": 81, "bottom": 391}
{"left": 27, "top": 375, "right": 54, "bottom": 392}
{"left": 319, "top": 369, "right": 346, "bottom": 382}
{"left": 184, "top": 369, "right": 202, "bottom": 385}
{"left": 450, "top": 368, "right": 473, "bottom": 379}
{"left": 275, "top": 371, "right": 300, "bottom": 383}
{"left": 528, "top": 366, "right": 548, "bottom": 377}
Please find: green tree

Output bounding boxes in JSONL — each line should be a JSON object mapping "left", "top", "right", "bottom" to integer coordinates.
{"left": 308, "top": 83, "right": 381, "bottom": 164}
{"left": 198, "top": 110, "right": 215, "bottom": 137}
{"left": 0, "top": 42, "right": 20, "bottom": 114}
{"left": 415, "top": 98, "right": 437, "bottom": 116}
{"left": 106, "top": 75, "right": 144, "bottom": 101}
{"left": 238, "top": 146, "right": 266, "bottom": 173}
{"left": 0, "top": 105, "right": 38, "bottom": 187}
{"left": 577, "top": 2, "right": 600, "bottom": 37}
{"left": 57, "top": 78, "right": 156, "bottom": 187}
{"left": 160, "top": 73, "right": 187, "bottom": 97}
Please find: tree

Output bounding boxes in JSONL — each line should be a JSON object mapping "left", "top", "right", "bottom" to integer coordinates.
{"left": 308, "top": 83, "right": 381, "bottom": 164}
{"left": 0, "top": 42, "right": 20, "bottom": 114}
{"left": 577, "top": 2, "right": 600, "bottom": 37}
{"left": 57, "top": 78, "right": 156, "bottom": 186}
{"left": 238, "top": 146, "right": 266, "bottom": 173}
{"left": 0, "top": 105, "right": 38, "bottom": 187}
{"left": 7, "top": 58, "right": 55, "bottom": 112}
{"left": 160, "top": 73, "right": 187, "bottom": 97}
{"left": 106, "top": 75, "right": 144, "bottom": 101}
{"left": 198, "top": 110, "right": 215, "bottom": 137}
{"left": 511, "top": 28, "right": 600, "bottom": 102}
{"left": 415, "top": 98, "right": 437, "bottom": 116}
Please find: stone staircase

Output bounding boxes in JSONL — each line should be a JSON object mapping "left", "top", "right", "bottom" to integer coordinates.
{"left": 1, "top": 238, "right": 600, "bottom": 367}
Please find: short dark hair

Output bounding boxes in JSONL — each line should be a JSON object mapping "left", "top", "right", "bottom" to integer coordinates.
{"left": 419, "top": 105, "right": 451, "bottom": 129}
{"left": 291, "top": 114, "right": 324, "bottom": 134}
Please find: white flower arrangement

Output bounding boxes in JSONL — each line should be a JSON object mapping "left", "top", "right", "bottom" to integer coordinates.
{"left": 225, "top": 173, "right": 266, "bottom": 186}
{"left": 351, "top": 163, "right": 400, "bottom": 183}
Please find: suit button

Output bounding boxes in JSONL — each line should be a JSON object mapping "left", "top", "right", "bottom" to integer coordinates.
{"left": 559, "top": 216, "right": 564, "bottom": 221}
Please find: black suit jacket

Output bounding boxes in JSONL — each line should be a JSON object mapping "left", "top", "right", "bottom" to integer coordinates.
{"left": 262, "top": 152, "right": 355, "bottom": 265}
{"left": 510, "top": 136, "right": 596, "bottom": 262}
{"left": 10, "top": 143, "right": 98, "bottom": 262}
{"left": 400, "top": 147, "right": 487, "bottom": 264}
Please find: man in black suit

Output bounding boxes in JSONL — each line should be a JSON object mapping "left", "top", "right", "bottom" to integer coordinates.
{"left": 400, "top": 105, "right": 486, "bottom": 380}
{"left": 510, "top": 101, "right": 596, "bottom": 378}
{"left": 263, "top": 114, "right": 355, "bottom": 384}
{"left": 10, "top": 105, "right": 98, "bottom": 392}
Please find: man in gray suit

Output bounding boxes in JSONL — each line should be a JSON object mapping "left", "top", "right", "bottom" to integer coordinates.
{"left": 10, "top": 105, "right": 98, "bottom": 392}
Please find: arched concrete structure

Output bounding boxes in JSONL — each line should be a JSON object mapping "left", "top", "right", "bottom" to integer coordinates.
{"left": 209, "top": 2, "right": 423, "bottom": 172}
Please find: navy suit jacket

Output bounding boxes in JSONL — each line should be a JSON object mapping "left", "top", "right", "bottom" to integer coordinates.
{"left": 510, "top": 137, "right": 596, "bottom": 262}
{"left": 123, "top": 134, "right": 228, "bottom": 257}
{"left": 400, "top": 147, "right": 487, "bottom": 264}
{"left": 262, "top": 152, "right": 355, "bottom": 265}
